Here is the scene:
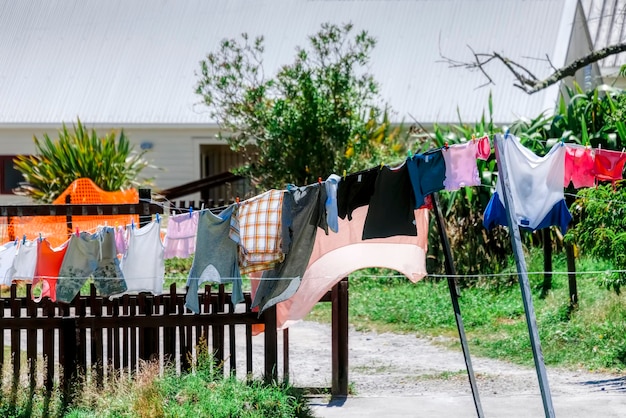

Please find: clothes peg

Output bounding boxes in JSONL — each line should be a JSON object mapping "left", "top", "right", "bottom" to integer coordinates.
{"left": 407, "top": 149, "right": 413, "bottom": 158}
{"left": 236, "top": 196, "right": 241, "bottom": 205}
{"left": 342, "top": 169, "right": 347, "bottom": 180}
{"left": 444, "top": 141, "right": 449, "bottom": 150}
{"left": 189, "top": 206, "right": 193, "bottom": 218}
{"left": 76, "top": 227, "right": 80, "bottom": 237}
{"left": 22, "top": 234, "right": 26, "bottom": 244}
{"left": 39, "top": 233, "right": 43, "bottom": 242}
{"left": 156, "top": 213, "right": 161, "bottom": 223}
{"left": 471, "top": 134, "right": 476, "bottom": 142}
{"left": 131, "top": 219, "right": 135, "bottom": 230}
{"left": 201, "top": 202, "right": 205, "bottom": 211}
{"left": 318, "top": 176, "right": 322, "bottom": 184}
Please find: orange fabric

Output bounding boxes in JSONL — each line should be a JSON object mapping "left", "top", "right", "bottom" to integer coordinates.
{"left": 249, "top": 273, "right": 265, "bottom": 335}
{"left": 32, "top": 238, "right": 68, "bottom": 302}
{"left": 8, "top": 178, "right": 139, "bottom": 246}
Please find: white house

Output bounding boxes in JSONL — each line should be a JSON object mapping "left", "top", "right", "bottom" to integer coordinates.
{"left": 0, "top": 0, "right": 601, "bottom": 204}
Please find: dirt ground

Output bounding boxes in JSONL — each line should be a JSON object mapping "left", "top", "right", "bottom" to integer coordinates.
{"left": 278, "top": 320, "right": 626, "bottom": 398}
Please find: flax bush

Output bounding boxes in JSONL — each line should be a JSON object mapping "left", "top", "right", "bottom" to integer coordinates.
{"left": 13, "top": 118, "right": 151, "bottom": 203}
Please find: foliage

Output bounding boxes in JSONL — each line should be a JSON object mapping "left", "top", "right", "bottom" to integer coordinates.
{"left": 566, "top": 182, "right": 626, "bottom": 293}
{"left": 13, "top": 118, "right": 150, "bottom": 203}
{"left": 196, "top": 22, "right": 406, "bottom": 190}
{"left": 549, "top": 82, "right": 626, "bottom": 149}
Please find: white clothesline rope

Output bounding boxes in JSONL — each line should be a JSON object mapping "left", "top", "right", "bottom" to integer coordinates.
{"left": 4, "top": 268, "right": 622, "bottom": 283}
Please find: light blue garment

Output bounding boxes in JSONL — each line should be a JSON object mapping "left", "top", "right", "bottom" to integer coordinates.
{"left": 92, "top": 227, "right": 127, "bottom": 296}
{"left": 56, "top": 229, "right": 127, "bottom": 303}
{"left": 56, "top": 233, "right": 100, "bottom": 303}
{"left": 185, "top": 204, "right": 242, "bottom": 314}
{"left": 324, "top": 174, "right": 341, "bottom": 233}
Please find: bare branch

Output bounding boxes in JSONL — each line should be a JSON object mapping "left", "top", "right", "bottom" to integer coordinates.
{"left": 441, "top": 42, "right": 626, "bottom": 94}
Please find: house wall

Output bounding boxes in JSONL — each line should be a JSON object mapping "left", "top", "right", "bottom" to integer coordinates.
{"left": 562, "top": 0, "right": 603, "bottom": 93}
{"left": 0, "top": 125, "right": 225, "bottom": 204}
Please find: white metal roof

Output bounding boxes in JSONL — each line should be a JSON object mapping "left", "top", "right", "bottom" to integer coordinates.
{"left": 581, "top": 0, "right": 626, "bottom": 71}
{"left": 0, "top": 0, "right": 579, "bottom": 126}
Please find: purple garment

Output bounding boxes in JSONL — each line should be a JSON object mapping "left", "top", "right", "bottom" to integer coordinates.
{"left": 164, "top": 211, "right": 199, "bottom": 259}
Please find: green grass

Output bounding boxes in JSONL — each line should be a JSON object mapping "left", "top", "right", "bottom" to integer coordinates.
{"left": 0, "top": 343, "right": 313, "bottom": 418}
{"left": 308, "top": 249, "right": 626, "bottom": 373}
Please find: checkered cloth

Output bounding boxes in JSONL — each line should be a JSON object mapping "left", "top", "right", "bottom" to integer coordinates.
{"left": 238, "top": 189, "right": 285, "bottom": 274}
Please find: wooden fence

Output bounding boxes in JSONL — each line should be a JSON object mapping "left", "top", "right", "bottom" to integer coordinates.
{"left": 0, "top": 282, "right": 279, "bottom": 395}
{"left": 0, "top": 190, "right": 350, "bottom": 397}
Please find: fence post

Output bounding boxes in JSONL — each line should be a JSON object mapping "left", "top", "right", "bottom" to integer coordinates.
{"left": 61, "top": 317, "right": 78, "bottom": 400}
{"left": 263, "top": 305, "right": 278, "bottom": 383}
{"left": 331, "top": 277, "right": 349, "bottom": 397}
{"left": 139, "top": 189, "right": 151, "bottom": 227}
{"left": 65, "top": 195, "right": 73, "bottom": 236}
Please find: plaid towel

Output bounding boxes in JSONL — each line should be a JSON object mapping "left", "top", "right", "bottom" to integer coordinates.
{"left": 238, "top": 189, "right": 285, "bottom": 274}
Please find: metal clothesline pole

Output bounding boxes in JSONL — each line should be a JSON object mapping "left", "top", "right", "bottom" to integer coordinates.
{"left": 494, "top": 134, "right": 555, "bottom": 418}
{"left": 431, "top": 192, "right": 484, "bottom": 418}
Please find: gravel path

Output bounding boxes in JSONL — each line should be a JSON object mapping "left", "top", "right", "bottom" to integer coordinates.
{"left": 281, "top": 320, "right": 626, "bottom": 398}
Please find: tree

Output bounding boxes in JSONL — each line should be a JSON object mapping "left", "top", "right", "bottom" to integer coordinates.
{"left": 195, "top": 22, "right": 405, "bottom": 190}
{"left": 13, "top": 118, "right": 151, "bottom": 203}
{"left": 440, "top": 44, "right": 626, "bottom": 94}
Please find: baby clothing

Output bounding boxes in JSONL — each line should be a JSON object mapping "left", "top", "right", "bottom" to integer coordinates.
{"left": 592, "top": 148, "right": 626, "bottom": 186}
{"left": 362, "top": 163, "right": 417, "bottom": 239}
{"left": 119, "top": 220, "right": 165, "bottom": 296}
{"left": 443, "top": 136, "right": 491, "bottom": 191}
{"left": 407, "top": 149, "right": 446, "bottom": 208}
{"left": 564, "top": 144, "right": 595, "bottom": 189}
{"left": 33, "top": 238, "right": 68, "bottom": 302}
{"left": 0, "top": 241, "right": 18, "bottom": 286}
{"left": 11, "top": 240, "right": 37, "bottom": 281}
{"left": 164, "top": 210, "right": 199, "bottom": 259}
{"left": 324, "top": 174, "right": 341, "bottom": 233}
{"left": 484, "top": 134, "right": 571, "bottom": 234}
{"left": 186, "top": 205, "right": 242, "bottom": 314}
{"left": 337, "top": 167, "right": 379, "bottom": 220}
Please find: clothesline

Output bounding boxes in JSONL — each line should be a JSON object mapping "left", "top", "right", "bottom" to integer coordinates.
{"left": 7, "top": 268, "right": 623, "bottom": 282}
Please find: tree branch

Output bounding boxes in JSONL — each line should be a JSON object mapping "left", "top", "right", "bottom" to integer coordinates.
{"left": 439, "top": 43, "right": 626, "bottom": 94}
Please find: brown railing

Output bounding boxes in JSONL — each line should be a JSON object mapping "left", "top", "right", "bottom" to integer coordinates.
{"left": 0, "top": 282, "right": 278, "bottom": 395}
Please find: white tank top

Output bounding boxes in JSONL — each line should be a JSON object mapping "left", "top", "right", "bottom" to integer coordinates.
{"left": 120, "top": 220, "right": 164, "bottom": 295}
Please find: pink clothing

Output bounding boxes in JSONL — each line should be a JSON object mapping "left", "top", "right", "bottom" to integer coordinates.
{"left": 276, "top": 205, "right": 428, "bottom": 329}
{"left": 564, "top": 144, "right": 595, "bottom": 189}
{"left": 163, "top": 211, "right": 199, "bottom": 259}
{"left": 115, "top": 225, "right": 127, "bottom": 256}
{"left": 442, "top": 136, "right": 491, "bottom": 191}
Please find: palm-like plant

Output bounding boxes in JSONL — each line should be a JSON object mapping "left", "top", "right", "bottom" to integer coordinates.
{"left": 13, "top": 119, "right": 150, "bottom": 203}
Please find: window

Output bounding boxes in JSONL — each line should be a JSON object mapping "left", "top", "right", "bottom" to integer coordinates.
{"left": 0, "top": 155, "right": 25, "bottom": 194}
